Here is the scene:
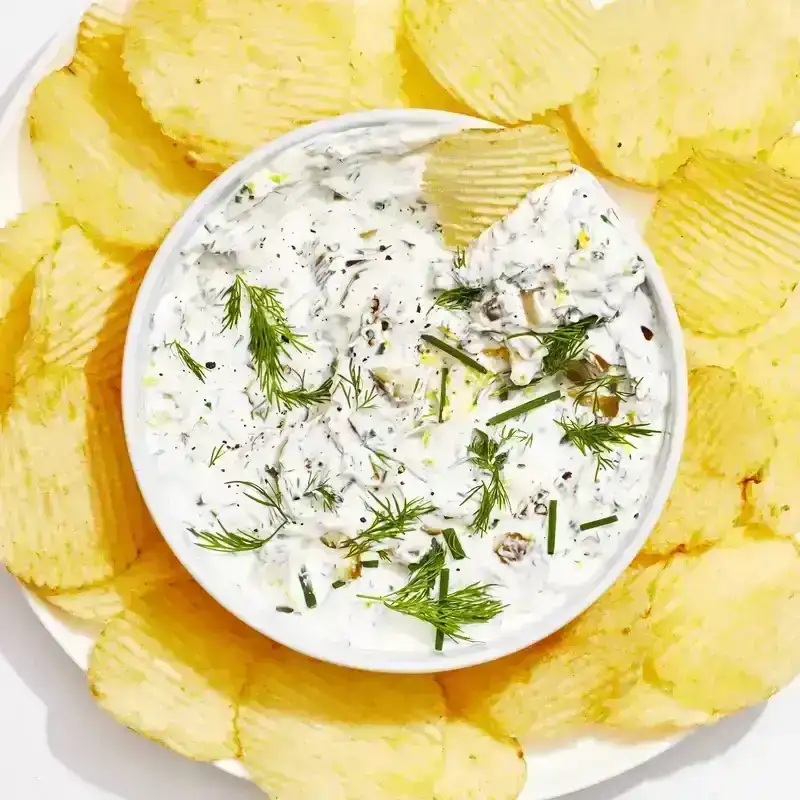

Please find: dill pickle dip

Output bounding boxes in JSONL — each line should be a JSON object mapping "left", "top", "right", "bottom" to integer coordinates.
{"left": 143, "top": 123, "right": 669, "bottom": 653}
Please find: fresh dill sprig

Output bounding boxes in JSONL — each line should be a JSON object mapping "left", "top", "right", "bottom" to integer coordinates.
{"left": 226, "top": 477, "right": 290, "bottom": 522}
{"left": 453, "top": 247, "right": 467, "bottom": 270}
{"left": 169, "top": 341, "right": 206, "bottom": 382}
{"left": 500, "top": 427, "right": 535, "bottom": 449}
{"left": 403, "top": 539, "right": 447, "bottom": 598}
{"left": 221, "top": 274, "right": 310, "bottom": 403}
{"left": 208, "top": 443, "right": 227, "bottom": 467}
{"left": 556, "top": 417, "right": 660, "bottom": 478}
{"left": 303, "top": 474, "right": 341, "bottom": 512}
{"left": 572, "top": 370, "right": 639, "bottom": 416}
{"left": 463, "top": 429, "right": 511, "bottom": 534}
{"left": 189, "top": 518, "right": 270, "bottom": 553}
{"left": 345, "top": 494, "right": 436, "bottom": 558}
{"left": 338, "top": 361, "right": 379, "bottom": 411}
{"left": 507, "top": 317, "right": 600, "bottom": 377}
{"left": 434, "top": 283, "right": 484, "bottom": 312}
{"left": 278, "top": 375, "right": 334, "bottom": 411}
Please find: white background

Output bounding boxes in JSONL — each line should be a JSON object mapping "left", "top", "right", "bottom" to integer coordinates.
{"left": 0, "top": 2, "right": 797, "bottom": 798}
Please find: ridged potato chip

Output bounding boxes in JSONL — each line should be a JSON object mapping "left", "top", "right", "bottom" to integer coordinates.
{"left": 238, "top": 646, "right": 445, "bottom": 800}
{"left": 683, "top": 367, "right": 775, "bottom": 482}
{"left": 0, "top": 205, "right": 62, "bottom": 410}
{"left": 28, "top": 12, "right": 208, "bottom": 249}
{"left": 14, "top": 226, "right": 149, "bottom": 384}
{"left": 441, "top": 564, "right": 661, "bottom": 740}
{"left": 646, "top": 154, "right": 800, "bottom": 337}
{"left": 124, "top": 0, "right": 400, "bottom": 170}
{"left": 434, "top": 718, "right": 526, "bottom": 800}
{"left": 0, "top": 370, "right": 147, "bottom": 589}
{"left": 423, "top": 124, "right": 574, "bottom": 247}
{"left": 405, "top": 0, "right": 604, "bottom": 124}
{"left": 768, "top": 134, "right": 800, "bottom": 177}
{"left": 571, "top": 0, "right": 800, "bottom": 185}
{"left": 648, "top": 536, "right": 800, "bottom": 714}
{"left": 90, "top": 580, "right": 261, "bottom": 761}
{"left": 43, "top": 535, "right": 186, "bottom": 622}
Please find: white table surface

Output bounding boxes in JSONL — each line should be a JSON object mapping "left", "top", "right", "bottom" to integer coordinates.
{"left": 0, "top": 3, "right": 797, "bottom": 798}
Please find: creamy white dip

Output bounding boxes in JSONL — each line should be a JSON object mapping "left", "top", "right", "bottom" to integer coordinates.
{"left": 143, "top": 124, "right": 669, "bottom": 654}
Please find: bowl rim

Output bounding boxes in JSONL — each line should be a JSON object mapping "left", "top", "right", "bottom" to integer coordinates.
{"left": 122, "top": 107, "right": 688, "bottom": 674}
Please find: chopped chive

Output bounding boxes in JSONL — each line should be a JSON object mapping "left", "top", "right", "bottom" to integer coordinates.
{"left": 442, "top": 528, "right": 466, "bottom": 560}
{"left": 547, "top": 500, "right": 557, "bottom": 555}
{"left": 421, "top": 334, "right": 488, "bottom": 374}
{"left": 434, "top": 568, "right": 451, "bottom": 652}
{"left": 361, "top": 560, "right": 380, "bottom": 568}
{"left": 487, "top": 390, "right": 562, "bottom": 426}
{"left": 332, "top": 579, "right": 347, "bottom": 589}
{"left": 579, "top": 514, "right": 619, "bottom": 531}
{"left": 298, "top": 567, "right": 317, "bottom": 608}
{"left": 438, "top": 367, "right": 449, "bottom": 423}
{"left": 276, "top": 606, "right": 294, "bottom": 614}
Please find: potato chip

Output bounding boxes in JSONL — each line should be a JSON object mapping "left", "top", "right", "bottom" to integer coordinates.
{"left": 683, "top": 367, "right": 775, "bottom": 482}
{"left": 423, "top": 124, "right": 574, "bottom": 247}
{"left": 238, "top": 645, "right": 445, "bottom": 800}
{"left": 405, "top": 0, "right": 604, "bottom": 124}
{"left": 0, "top": 370, "right": 147, "bottom": 589}
{"left": 0, "top": 205, "right": 62, "bottom": 410}
{"left": 28, "top": 12, "right": 209, "bottom": 249}
{"left": 90, "top": 580, "right": 260, "bottom": 760}
{"left": 43, "top": 534, "right": 186, "bottom": 623}
{"left": 768, "top": 134, "right": 800, "bottom": 177}
{"left": 571, "top": 0, "right": 800, "bottom": 186}
{"left": 441, "top": 563, "right": 662, "bottom": 740}
{"left": 13, "top": 226, "right": 149, "bottom": 384}
{"left": 434, "top": 718, "right": 526, "bottom": 800}
{"left": 648, "top": 536, "right": 800, "bottom": 714}
{"left": 602, "top": 678, "right": 715, "bottom": 732}
{"left": 124, "top": 0, "right": 401, "bottom": 170}
{"left": 646, "top": 154, "right": 800, "bottom": 337}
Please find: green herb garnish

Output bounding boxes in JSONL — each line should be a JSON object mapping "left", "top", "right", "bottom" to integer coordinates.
{"left": 298, "top": 567, "right": 317, "bottom": 608}
{"left": 434, "top": 283, "right": 483, "bottom": 312}
{"left": 278, "top": 375, "right": 334, "bottom": 411}
{"left": 226, "top": 477, "right": 290, "bottom": 522}
{"left": 170, "top": 341, "right": 206, "bottom": 382}
{"left": 487, "top": 389, "right": 562, "bottom": 426}
{"left": 361, "top": 560, "right": 380, "bottom": 568}
{"left": 345, "top": 494, "right": 436, "bottom": 558}
{"left": 572, "top": 370, "right": 639, "bottom": 416}
{"left": 556, "top": 418, "right": 659, "bottom": 478}
{"left": 463, "top": 429, "right": 511, "bottom": 534}
{"left": 208, "top": 443, "right": 226, "bottom": 467}
{"left": 434, "top": 568, "right": 450, "bottom": 651}
{"left": 189, "top": 519, "right": 270, "bottom": 553}
{"left": 453, "top": 247, "right": 467, "bottom": 270}
{"left": 332, "top": 580, "right": 347, "bottom": 589}
{"left": 303, "top": 474, "right": 340, "bottom": 512}
{"left": 442, "top": 528, "right": 466, "bottom": 560}
{"left": 579, "top": 514, "right": 619, "bottom": 531}
{"left": 507, "top": 317, "right": 600, "bottom": 377}
{"left": 438, "top": 367, "right": 449, "bottom": 423}
{"left": 338, "top": 361, "right": 379, "bottom": 411}
{"left": 276, "top": 606, "right": 294, "bottom": 614}
{"left": 421, "top": 334, "right": 488, "bottom": 374}
{"left": 547, "top": 499, "right": 557, "bottom": 555}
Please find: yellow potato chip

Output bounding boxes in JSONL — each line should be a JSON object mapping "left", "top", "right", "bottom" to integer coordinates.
{"left": 648, "top": 536, "right": 800, "bottom": 714}
{"left": 602, "top": 678, "right": 715, "bottom": 732}
{"left": 28, "top": 12, "right": 209, "bottom": 249}
{"left": 683, "top": 367, "right": 775, "bottom": 482}
{"left": 441, "top": 564, "right": 661, "bottom": 740}
{"left": 124, "top": 0, "right": 400, "bottom": 170}
{"left": 43, "top": 534, "right": 186, "bottom": 622}
{"left": 768, "top": 134, "right": 800, "bottom": 178}
{"left": 571, "top": 0, "right": 800, "bottom": 185}
{"left": 238, "top": 645, "right": 445, "bottom": 800}
{"left": 13, "top": 226, "right": 149, "bottom": 384}
{"left": 434, "top": 718, "right": 526, "bottom": 800}
{"left": 90, "top": 580, "right": 260, "bottom": 761}
{"left": 0, "top": 370, "right": 147, "bottom": 589}
{"left": 405, "top": 0, "right": 604, "bottom": 124}
{"left": 423, "top": 124, "right": 574, "bottom": 247}
{"left": 0, "top": 205, "right": 62, "bottom": 410}
{"left": 646, "top": 154, "right": 800, "bottom": 337}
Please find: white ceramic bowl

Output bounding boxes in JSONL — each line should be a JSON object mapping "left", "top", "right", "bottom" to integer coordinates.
{"left": 122, "top": 108, "right": 687, "bottom": 674}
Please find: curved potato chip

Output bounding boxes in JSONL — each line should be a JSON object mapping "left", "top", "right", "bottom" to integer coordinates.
{"left": 43, "top": 535, "right": 186, "bottom": 622}
{"left": 13, "top": 226, "right": 149, "bottom": 384}
{"left": 602, "top": 678, "right": 715, "bottom": 732}
{"left": 441, "top": 564, "right": 661, "bottom": 740}
{"left": 237, "top": 646, "right": 445, "bottom": 800}
{"left": 648, "top": 537, "right": 800, "bottom": 714}
{"left": 423, "top": 124, "right": 574, "bottom": 247}
{"left": 768, "top": 134, "right": 800, "bottom": 177}
{"left": 571, "top": 0, "right": 800, "bottom": 185}
{"left": 124, "top": 0, "right": 398, "bottom": 170}
{"left": 0, "top": 370, "right": 147, "bottom": 589}
{"left": 645, "top": 156, "right": 800, "bottom": 336}
{"left": 646, "top": 154, "right": 800, "bottom": 336}
{"left": 405, "top": 0, "right": 604, "bottom": 124}
{"left": 434, "top": 718, "right": 526, "bottom": 800}
{"left": 0, "top": 205, "right": 62, "bottom": 410}
{"left": 684, "top": 367, "right": 775, "bottom": 482}
{"left": 89, "top": 580, "right": 260, "bottom": 760}
{"left": 28, "top": 12, "right": 209, "bottom": 249}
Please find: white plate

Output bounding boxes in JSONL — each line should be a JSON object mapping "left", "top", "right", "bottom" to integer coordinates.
{"left": 0, "top": 6, "right": 683, "bottom": 798}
